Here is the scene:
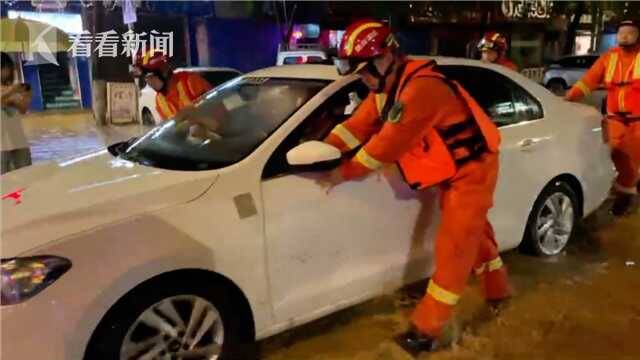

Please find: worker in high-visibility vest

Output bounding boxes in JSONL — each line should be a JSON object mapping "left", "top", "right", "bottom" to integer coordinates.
{"left": 324, "top": 20, "right": 511, "bottom": 355}
{"left": 133, "top": 49, "right": 212, "bottom": 121}
{"left": 565, "top": 19, "right": 640, "bottom": 216}
{"left": 478, "top": 31, "right": 518, "bottom": 71}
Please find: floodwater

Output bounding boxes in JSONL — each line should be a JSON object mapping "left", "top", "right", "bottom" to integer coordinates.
{"left": 22, "top": 111, "right": 148, "bottom": 164}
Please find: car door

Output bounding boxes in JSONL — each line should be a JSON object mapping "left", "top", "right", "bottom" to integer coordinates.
{"left": 439, "top": 65, "right": 553, "bottom": 251}
{"left": 261, "top": 80, "right": 440, "bottom": 324}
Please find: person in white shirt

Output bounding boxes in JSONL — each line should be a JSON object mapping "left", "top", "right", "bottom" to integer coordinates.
{"left": 1, "top": 52, "right": 32, "bottom": 174}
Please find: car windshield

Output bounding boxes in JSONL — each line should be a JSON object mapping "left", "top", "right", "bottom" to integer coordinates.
{"left": 118, "top": 77, "right": 328, "bottom": 171}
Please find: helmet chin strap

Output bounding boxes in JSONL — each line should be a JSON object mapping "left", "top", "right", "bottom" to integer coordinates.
{"left": 370, "top": 58, "right": 396, "bottom": 94}
{"left": 150, "top": 70, "right": 171, "bottom": 93}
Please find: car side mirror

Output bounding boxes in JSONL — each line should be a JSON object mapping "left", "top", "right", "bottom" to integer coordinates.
{"left": 286, "top": 141, "right": 342, "bottom": 172}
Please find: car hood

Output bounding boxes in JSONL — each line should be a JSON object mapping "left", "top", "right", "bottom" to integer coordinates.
{"left": 1, "top": 151, "right": 217, "bottom": 257}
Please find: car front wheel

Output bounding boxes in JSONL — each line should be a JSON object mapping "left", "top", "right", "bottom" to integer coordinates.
{"left": 85, "top": 275, "right": 254, "bottom": 360}
{"left": 521, "top": 181, "right": 579, "bottom": 256}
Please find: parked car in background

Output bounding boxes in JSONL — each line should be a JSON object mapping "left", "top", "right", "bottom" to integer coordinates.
{"left": 543, "top": 55, "right": 599, "bottom": 95}
{"left": 138, "top": 67, "right": 241, "bottom": 125}
{"left": 276, "top": 48, "right": 329, "bottom": 66}
{"left": 2, "top": 59, "right": 614, "bottom": 359}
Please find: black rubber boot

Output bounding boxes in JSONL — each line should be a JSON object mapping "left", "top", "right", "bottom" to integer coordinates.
{"left": 611, "top": 192, "right": 635, "bottom": 217}
{"left": 487, "top": 298, "right": 510, "bottom": 316}
{"left": 394, "top": 328, "right": 438, "bottom": 357}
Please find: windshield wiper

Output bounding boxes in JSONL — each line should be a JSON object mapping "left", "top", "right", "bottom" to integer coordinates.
{"left": 107, "top": 137, "right": 138, "bottom": 157}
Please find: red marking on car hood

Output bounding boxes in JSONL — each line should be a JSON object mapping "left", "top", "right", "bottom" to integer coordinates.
{"left": 1, "top": 188, "right": 25, "bottom": 205}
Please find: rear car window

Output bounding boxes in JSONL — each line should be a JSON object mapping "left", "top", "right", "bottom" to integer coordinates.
{"left": 555, "top": 56, "right": 597, "bottom": 69}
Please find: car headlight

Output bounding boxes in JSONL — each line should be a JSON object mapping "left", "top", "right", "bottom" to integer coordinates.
{"left": 1, "top": 256, "right": 71, "bottom": 306}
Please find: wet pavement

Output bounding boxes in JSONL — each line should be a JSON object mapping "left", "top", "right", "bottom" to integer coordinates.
{"left": 20, "top": 111, "right": 640, "bottom": 359}
{"left": 21, "top": 110, "right": 150, "bottom": 164}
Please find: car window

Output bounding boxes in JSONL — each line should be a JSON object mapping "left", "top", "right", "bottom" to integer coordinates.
{"left": 438, "top": 65, "right": 543, "bottom": 126}
{"left": 200, "top": 71, "right": 240, "bottom": 87}
{"left": 557, "top": 57, "right": 578, "bottom": 68}
{"left": 263, "top": 79, "right": 369, "bottom": 179}
{"left": 117, "top": 77, "right": 328, "bottom": 171}
{"left": 555, "top": 56, "right": 596, "bottom": 69}
{"left": 581, "top": 56, "right": 597, "bottom": 68}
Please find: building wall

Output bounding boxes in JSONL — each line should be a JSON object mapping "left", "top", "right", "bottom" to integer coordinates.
{"left": 205, "top": 18, "right": 281, "bottom": 73}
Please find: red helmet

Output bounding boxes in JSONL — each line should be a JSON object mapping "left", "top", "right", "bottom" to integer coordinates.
{"left": 133, "top": 49, "right": 169, "bottom": 75}
{"left": 335, "top": 19, "right": 398, "bottom": 75}
{"left": 478, "top": 32, "right": 508, "bottom": 53}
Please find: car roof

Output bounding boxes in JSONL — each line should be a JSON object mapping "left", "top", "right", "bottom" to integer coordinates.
{"left": 278, "top": 50, "right": 327, "bottom": 56}
{"left": 245, "top": 64, "right": 342, "bottom": 81}
{"left": 244, "top": 57, "right": 530, "bottom": 83}
{"left": 175, "top": 66, "right": 241, "bottom": 74}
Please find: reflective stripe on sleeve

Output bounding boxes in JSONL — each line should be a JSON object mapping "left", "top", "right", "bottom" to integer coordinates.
{"left": 354, "top": 148, "right": 384, "bottom": 170}
{"left": 331, "top": 124, "right": 361, "bottom": 150}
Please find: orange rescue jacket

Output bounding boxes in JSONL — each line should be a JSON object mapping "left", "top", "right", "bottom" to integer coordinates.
{"left": 495, "top": 57, "right": 518, "bottom": 71}
{"left": 325, "top": 59, "right": 501, "bottom": 189}
{"left": 567, "top": 46, "right": 640, "bottom": 116}
{"left": 156, "top": 72, "right": 213, "bottom": 120}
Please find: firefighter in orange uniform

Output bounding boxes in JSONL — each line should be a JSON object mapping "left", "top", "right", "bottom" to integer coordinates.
{"left": 323, "top": 20, "right": 511, "bottom": 355}
{"left": 133, "top": 50, "right": 213, "bottom": 121}
{"left": 478, "top": 31, "right": 518, "bottom": 71}
{"left": 565, "top": 19, "right": 640, "bottom": 216}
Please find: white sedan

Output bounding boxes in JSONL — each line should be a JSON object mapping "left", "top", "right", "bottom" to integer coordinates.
{"left": 1, "top": 58, "right": 614, "bottom": 359}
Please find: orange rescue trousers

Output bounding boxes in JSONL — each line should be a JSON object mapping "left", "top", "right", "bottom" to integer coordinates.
{"left": 605, "top": 117, "right": 640, "bottom": 193}
{"left": 411, "top": 152, "right": 510, "bottom": 337}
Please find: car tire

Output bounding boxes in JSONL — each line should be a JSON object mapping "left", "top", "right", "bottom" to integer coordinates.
{"left": 84, "top": 274, "right": 255, "bottom": 360}
{"left": 141, "top": 108, "right": 156, "bottom": 126}
{"left": 520, "top": 181, "right": 579, "bottom": 256}
{"left": 546, "top": 79, "right": 567, "bottom": 96}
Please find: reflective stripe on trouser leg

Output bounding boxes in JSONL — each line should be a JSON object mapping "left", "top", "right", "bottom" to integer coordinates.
{"left": 411, "top": 193, "right": 489, "bottom": 336}
{"left": 412, "top": 154, "right": 502, "bottom": 337}
{"left": 473, "top": 221, "right": 510, "bottom": 300}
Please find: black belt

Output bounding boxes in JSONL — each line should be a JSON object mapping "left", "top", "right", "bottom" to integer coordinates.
{"left": 607, "top": 113, "right": 640, "bottom": 123}
{"left": 437, "top": 118, "right": 488, "bottom": 167}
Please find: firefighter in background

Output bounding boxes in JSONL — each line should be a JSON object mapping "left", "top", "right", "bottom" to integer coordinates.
{"left": 323, "top": 20, "right": 511, "bottom": 355}
{"left": 132, "top": 49, "right": 212, "bottom": 121}
{"left": 478, "top": 31, "right": 518, "bottom": 71}
{"left": 565, "top": 19, "right": 640, "bottom": 216}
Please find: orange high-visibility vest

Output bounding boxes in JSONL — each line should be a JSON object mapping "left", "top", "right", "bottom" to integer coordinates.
{"left": 602, "top": 48, "right": 640, "bottom": 116}
{"left": 156, "top": 72, "right": 211, "bottom": 120}
{"left": 327, "top": 60, "right": 501, "bottom": 189}
{"left": 569, "top": 47, "right": 640, "bottom": 117}
{"left": 495, "top": 57, "right": 518, "bottom": 71}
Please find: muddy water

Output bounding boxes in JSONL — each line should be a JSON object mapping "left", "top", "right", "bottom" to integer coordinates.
{"left": 262, "top": 204, "right": 640, "bottom": 359}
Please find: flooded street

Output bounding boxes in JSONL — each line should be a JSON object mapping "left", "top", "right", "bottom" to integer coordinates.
{"left": 23, "top": 112, "right": 640, "bottom": 359}
{"left": 22, "top": 110, "right": 149, "bottom": 164}
{"left": 262, "top": 205, "right": 640, "bottom": 359}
